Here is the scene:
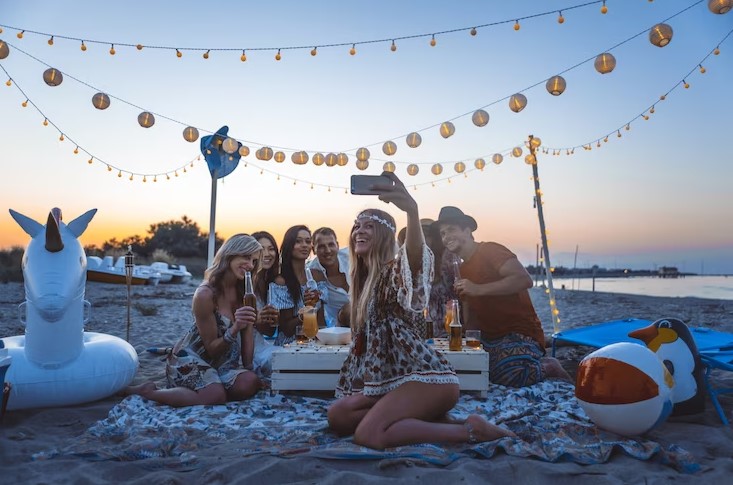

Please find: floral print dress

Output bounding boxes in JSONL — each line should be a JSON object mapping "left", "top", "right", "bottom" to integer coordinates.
{"left": 335, "top": 245, "right": 458, "bottom": 397}
{"left": 166, "top": 311, "right": 248, "bottom": 391}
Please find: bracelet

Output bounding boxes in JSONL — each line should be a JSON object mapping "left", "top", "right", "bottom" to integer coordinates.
{"left": 465, "top": 421, "right": 477, "bottom": 444}
{"left": 223, "top": 328, "right": 237, "bottom": 344}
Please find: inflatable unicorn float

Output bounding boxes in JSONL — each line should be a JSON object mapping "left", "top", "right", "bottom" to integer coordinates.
{"left": 0, "top": 207, "right": 138, "bottom": 411}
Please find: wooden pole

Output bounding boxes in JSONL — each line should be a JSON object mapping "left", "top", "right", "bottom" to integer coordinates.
{"left": 207, "top": 170, "right": 218, "bottom": 268}
{"left": 528, "top": 135, "right": 561, "bottom": 334}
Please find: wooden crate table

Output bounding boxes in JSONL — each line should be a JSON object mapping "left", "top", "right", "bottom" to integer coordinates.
{"left": 271, "top": 338, "right": 489, "bottom": 397}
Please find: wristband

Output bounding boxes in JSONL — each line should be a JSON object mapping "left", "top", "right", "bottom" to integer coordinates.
{"left": 223, "top": 328, "right": 237, "bottom": 344}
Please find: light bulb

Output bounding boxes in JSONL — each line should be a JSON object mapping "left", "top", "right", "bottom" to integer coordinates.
{"left": 558, "top": 11, "right": 565, "bottom": 23}
{"left": 275, "top": 49, "right": 281, "bottom": 61}
{"left": 470, "top": 27, "right": 477, "bottom": 36}
{"left": 241, "top": 50, "right": 247, "bottom": 62}
{"left": 311, "top": 47, "right": 317, "bottom": 56}
{"left": 176, "top": 49, "right": 182, "bottom": 58}
{"left": 81, "top": 41, "right": 87, "bottom": 51}
{"left": 109, "top": 44, "right": 115, "bottom": 55}
{"left": 390, "top": 40, "right": 397, "bottom": 52}
{"left": 349, "top": 44, "right": 356, "bottom": 55}
{"left": 48, "top": 36, "right": 54, "bottom": 46}
{"left": 514, "top": 20, "right": 520, "bottom": 31}
{"left": 203, "top": 50, "right": 210, "bottom": 59}
{"left": 430, "top": 35, "right": 436, "bottom": 46}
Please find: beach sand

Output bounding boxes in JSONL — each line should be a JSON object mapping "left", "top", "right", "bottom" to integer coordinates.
{"left": 1, "top": 281, "right": 732, "bottom": 484}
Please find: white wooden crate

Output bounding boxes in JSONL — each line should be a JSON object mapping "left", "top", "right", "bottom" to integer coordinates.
{"left": 271, "top": 338, "right": 489, "bottom": 397}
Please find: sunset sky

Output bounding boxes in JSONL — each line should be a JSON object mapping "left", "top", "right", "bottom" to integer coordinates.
{"left": 1, "top": 1, "right": 731, "bottom": 274}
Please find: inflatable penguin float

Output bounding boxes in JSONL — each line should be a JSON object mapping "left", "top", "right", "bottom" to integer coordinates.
{"left": 629, "top": 317, "right": 706, "bottom": 415}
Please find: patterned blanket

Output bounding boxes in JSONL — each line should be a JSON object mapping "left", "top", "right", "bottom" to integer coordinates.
{"left": 33, "top": 381, "right": 699, "bottom": 473}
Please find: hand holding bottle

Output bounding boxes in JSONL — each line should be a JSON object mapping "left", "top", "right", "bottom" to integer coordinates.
{"left": 233, "top": 305, "right": 257, "bottom": 332}
{"left": 304, "top": 273, "right": 320, "bottom": 307}
{"left": 258, "top": 304, "right": 280, "bottom": 328}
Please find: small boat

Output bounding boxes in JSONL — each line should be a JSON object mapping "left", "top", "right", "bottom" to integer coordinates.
{"left": 87, "top": 256, "right": 161, "bottom": 285}
{"left": 150, "top": 261, "right": 192, "bottom": 284}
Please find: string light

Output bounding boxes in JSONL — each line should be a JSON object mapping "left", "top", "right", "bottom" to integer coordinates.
{"left": 390, "top": 40, "right": 397, "bottom": 52}
{"left": 47, "top": 35, "right": 54, "bottom": 46}
{"left": 109, "top": 44, "right": 115, "bottom": 55}
{"left": 600, "top": 1, "right": 608, "bottom": 14}
{"left": 203, "top": 50, "right": 210, "bottom": 59}
{"left": 558, "top": 11, "right": 565, "bottom": 23}
{"left": 349, "top": 44, "right": 356, "bottom": 55}
{"left": 80, "top": 40, "right": 86, "bottom": 51}
{"left": 311, "top": 47, "right": 317, "bottom": 56}
{"left": 2, "top": 11, "right": 728, "bottom": 190}
{"left": 275, "top": 49, "right": 281, "bottom": 61}
{"left": 0, "top": 1, "right": 616, "bottom": 60}
{"left": 241, "top": 50, "right": 247, "bottom": 62}
{"left": 3, "top": 3, "right": 704, "bottom": 167}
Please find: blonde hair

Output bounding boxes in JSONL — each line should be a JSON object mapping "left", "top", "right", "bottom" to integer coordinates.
{"left": 348, "top": 209, "right": 397, "bottom": 331}
{"left": 204, "top": 234, "right": 262, "bottom": 302}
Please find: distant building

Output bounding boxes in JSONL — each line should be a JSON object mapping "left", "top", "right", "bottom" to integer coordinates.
{"left": 658, "top": 266, "right": 679, "bottom": 278}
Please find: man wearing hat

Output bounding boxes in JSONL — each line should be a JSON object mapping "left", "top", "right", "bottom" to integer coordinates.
{"left": 432, "top": 206, "right": 569, "bottom": 387}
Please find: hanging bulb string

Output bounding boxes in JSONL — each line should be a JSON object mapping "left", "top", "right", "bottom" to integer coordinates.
{"left": 0, "top": 62, "right": 199, "bottom": 179}
{"left": 3, "top": 59, "right": 515, "bottom": 189}
{"left": 543, "top": 28, "right": 732, "bottom": 153}
{"left": 1, "top": 1, "right": 702, "bottom": 158}
{"left": 0, "top": 1, "right": 606, "bottom": 58}
{"left": 2, "top": 38, "right": 541, "bottom": 159}
{"left": 343, "top": 0, "right": 704, "bottom": 152}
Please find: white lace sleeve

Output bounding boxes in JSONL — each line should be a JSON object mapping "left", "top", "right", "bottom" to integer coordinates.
{"left": 394, "top": 243, "right": 434, "bottom": 313}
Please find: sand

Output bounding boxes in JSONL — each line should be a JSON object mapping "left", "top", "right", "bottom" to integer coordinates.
{"left": 1, "top": 281, "right": 732, "bottom": 484}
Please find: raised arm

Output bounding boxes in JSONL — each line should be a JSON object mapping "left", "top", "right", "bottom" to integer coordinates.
{"left": 376, "top": 172, "right": 424, "bottom": 274}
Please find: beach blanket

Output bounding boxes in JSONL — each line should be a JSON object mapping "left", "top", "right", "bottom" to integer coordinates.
{"left": 33, "top": 381, "right": 699, "bottom": 473}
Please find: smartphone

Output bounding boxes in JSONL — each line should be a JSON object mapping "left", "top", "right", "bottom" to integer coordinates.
{"left": 350, "top": 175, "right": 393, "bottom": 195}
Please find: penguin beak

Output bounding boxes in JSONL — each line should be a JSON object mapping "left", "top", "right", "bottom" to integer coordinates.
{"left": 629, "top": 325, "right": 677, "bottom": 352}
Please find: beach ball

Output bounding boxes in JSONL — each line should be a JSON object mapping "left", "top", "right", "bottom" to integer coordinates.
{"left": 576, "top": 342, "right": 673, "bottom": 436}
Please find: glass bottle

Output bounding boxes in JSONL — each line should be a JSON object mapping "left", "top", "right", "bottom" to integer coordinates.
{"left": 423, "top": 305, "right": 434, "bottom": 341}
{"left": 448, "top": 299, "right": 463, "bottom": 351}
{"left": 243, "top": 271, "right": 257, "bottom": 317}
{"left": 444, "top": 300, "right": 454, "bottom": 335}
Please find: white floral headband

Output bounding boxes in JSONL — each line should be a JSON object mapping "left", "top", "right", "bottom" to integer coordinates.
{"left": 356, "top": 213, "right": 396, "bottom": 233}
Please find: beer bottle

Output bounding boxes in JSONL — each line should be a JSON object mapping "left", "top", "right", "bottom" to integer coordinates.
{"left": 448, "top": 299, "right": 463, "bottom": 351}
{"left": 243, "top": 271, "right": 257, "bottom": 317}
{"left": 423, "top": 305, "right": 434, "bottom": 341}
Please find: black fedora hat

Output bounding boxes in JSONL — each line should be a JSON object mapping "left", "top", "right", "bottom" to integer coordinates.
{"left": 432, "top": 206, "right": 477, "bottom": 232}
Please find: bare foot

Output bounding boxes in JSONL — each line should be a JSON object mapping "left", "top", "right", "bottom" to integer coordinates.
{"left": 122, "top": 381, "right": 158, "bottom": 398}
{"left": 541, "top": 357, "right": 573, "bottom": 383}
{"left": 465, "top": 414, "right": 516, "bottom": 442}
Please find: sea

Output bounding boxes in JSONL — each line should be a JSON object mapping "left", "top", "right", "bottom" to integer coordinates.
{"left": 548, "top": 275, "right": 733, "bottom": 301}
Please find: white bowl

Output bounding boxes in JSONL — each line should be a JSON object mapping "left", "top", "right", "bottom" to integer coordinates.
{"left": 317, "top": 327, "right": 352, "bottom": 345}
